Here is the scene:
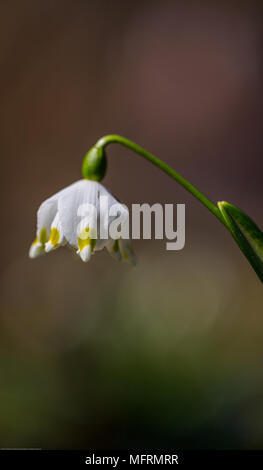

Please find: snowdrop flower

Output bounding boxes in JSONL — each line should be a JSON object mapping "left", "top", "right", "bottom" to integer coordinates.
{"left": 29, "top": 146, "right": 136, "bottom": 264}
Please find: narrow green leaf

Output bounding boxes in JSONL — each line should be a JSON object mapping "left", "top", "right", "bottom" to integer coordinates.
{"left": 218, "top": 201, "right": 263, "bottom": 283}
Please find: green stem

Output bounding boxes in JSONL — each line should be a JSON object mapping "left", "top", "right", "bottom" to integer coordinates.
{"left": 96, "top": 134, "right": 226, "bottom": 227}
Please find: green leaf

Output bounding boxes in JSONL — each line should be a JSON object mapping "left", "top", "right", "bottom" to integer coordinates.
{"left": 218, "top": 201, "right": 263, "bottom": 283}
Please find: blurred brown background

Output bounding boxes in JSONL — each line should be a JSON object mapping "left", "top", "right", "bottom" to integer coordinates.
{"left": 0, "top": 0, "right": 263, "bottom": 449}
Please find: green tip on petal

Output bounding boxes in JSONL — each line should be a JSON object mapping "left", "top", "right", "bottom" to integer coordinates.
{"left": 82, "top": 145, "right": 107, "bottom": 181}
{"left": 218, "top": 201, "right": 263, "bottom": 283}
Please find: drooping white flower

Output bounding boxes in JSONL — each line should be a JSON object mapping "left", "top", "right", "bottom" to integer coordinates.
{"left": 29, "top": 180, "right": 136, "bottom": 264}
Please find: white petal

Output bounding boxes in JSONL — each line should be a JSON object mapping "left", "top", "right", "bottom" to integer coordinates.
{"left": 96, "top": 183, "right": 129, "bottom": 252}
{"left": 36, "top": 180, "right": 84, "bottom": 241}
{"left": 29, "top": 239, "right": 45, "bottom": 259}
{"left": 77, "top": 245, "right": 92, "bottom": 262}
{"left": 45, "top": 242, "right": 54, "bottom": 253}
{"left": 37, "top": 199, "right": 57, "bottom": 243}
{"left": 44, "top": 212, "right": 64, "bottom": 253}
{"left": 58, "top": 180, "right": 99, "bottom": 248}
{"left": 29, "top": 181, "right": 82, "bottom": 259}
{"left": 98, "top": 184, "right": 124, "bottom": 235}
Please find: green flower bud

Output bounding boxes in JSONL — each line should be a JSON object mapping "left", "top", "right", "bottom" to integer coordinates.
{"left": 82, "top": 146, "right": 107, "bottom": 181}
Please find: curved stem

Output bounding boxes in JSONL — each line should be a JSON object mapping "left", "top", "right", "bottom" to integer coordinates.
{"left": 96, "top": 134, "right": 226, "bottom": 227}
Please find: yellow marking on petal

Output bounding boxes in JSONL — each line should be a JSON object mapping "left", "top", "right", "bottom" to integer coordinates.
{"left": 30, "top": 238, "right": 44, "bottom": 253}
{"left": 33, "top": 234, "right": 45, "bottom": 251}
{"left": 49, "top": 227, "right": 60, "bottom": 246}
{"left": 78, "top": 237, "right": 90, "bottom": 251}
{"left": 78, "top": 227, "right": 96, "bottom": 252}
{"left": 39, "top": 228, "right": 47, "bottom": 244}
{"left": 78, "top": 237, "right": 97, "bottom": 252}
{"left": 78, "top": 227, "right": 90, "bottom": 240}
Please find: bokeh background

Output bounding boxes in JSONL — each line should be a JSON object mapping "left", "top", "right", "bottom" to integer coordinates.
{"left": 0, "top": 0, "right": 263, "bottom": 449}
